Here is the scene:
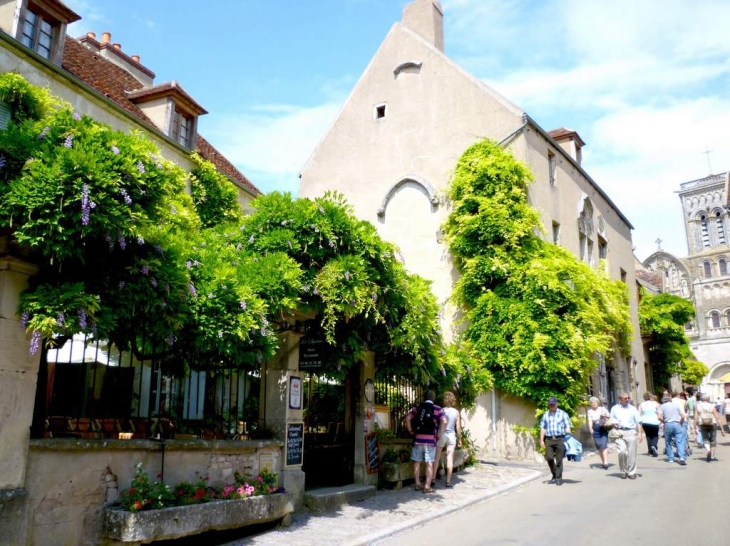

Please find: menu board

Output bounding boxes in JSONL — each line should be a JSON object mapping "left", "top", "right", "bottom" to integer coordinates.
{"left": 286, "top": 422, "right": 304, "bottom": 468}
{"left": 365, "top": 433, "right": 380, "bottom": 474}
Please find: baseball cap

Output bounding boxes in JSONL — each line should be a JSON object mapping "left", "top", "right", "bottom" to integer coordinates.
{"left": 548, "top": 397, "right": 558, "bottom": 405}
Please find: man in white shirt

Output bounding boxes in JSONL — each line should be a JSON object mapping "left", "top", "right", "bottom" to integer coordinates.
{"left": 723, "top": 394, "right": 730, "bottom": 430}
{"left": 610, "top": 393, "right": 643, "bottom": 479}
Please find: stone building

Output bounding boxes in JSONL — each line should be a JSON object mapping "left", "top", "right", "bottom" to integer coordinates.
{"left": 641, "top": 172, "right": 730, "bottom": 399}
{"left": 300, "top": 0, "right": 647, "bottom": 460}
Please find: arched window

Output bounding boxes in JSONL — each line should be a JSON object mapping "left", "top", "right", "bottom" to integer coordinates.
{"left": 711, "top": 311, "right": 721, "bottom": 328}
{"left": 704, "top": 261, "right": 712, "bottom": 278}
{"left": 700, "top": 214, "right": 710, "bottom": 248}
{"left": 725, "top": 310, "right": 730, "bottom": 326}
{"left": 720, "top": 259, "right": 728, "bottom": 276}
{"left": 716, "top": 211, "right": 727, "bottom": 245}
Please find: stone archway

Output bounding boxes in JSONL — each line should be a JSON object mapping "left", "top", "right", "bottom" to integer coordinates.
{"left": 703, "top": 361, "right": 730, "bottom": 399}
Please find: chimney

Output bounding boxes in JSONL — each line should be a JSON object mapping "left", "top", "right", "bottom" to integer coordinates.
{"left": 112, "top": 43, "right": 121, "bottom": 50}
{"left": 101, "top": 31, "right": 111, "bottom": 44}
{"left": 86, "top": 31, "right": 96, "bottom": 40}
{"left": 402, "top": 0, "right": 444, "bottom": 52}
{"left": 131, "top": 54, "right": 140, "bottom": 63}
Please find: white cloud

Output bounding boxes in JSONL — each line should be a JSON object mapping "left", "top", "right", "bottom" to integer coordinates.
{"left": 203, "top": 101, "right": 343, "bottom": 194}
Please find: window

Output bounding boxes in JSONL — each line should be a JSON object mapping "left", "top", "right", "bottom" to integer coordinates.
{"left": 374, "top": 103, "right": 387, "bottom": 120}
{"left": 548, "top": 151, "right": 556, "bottom": 186}
{"left": 170, "top": 108, "right": 191, "bottom": 147}
{"left": 20, "top": 9, "right": 54, "bottom": 59}
{"left": 716, "top": 211, "right": 726, "bottom": 245}
{"left": 720, "top": 259, "right": 727, "bottom": 276}
{"left": 703, "top": 261, "right": 712, "bottom": 278}
{"left": 598, "top": 236, "right": 607, "bottom": 261}
{"left": 620, "top": 268, "right": 627, "bottom": 283}
{"left": 552, "top": 221, "right": 560, "bottom": 244}
{"left": 579, "top": 233, "right": 586, "bottom": 261}
{"left": 700, "top": 214, "right": 710, "bottom": 248}
{"left": 711, "top": 311, "right": 721, "bottom": 328}
{"left": 726, "top": 311, "right": 730, "bottom": 327}
{"left": 587, "top": 239, "right": 594, "bottom": 265}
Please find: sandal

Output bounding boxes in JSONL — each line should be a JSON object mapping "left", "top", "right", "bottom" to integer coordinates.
{"left": 445, "top": 482, "right": 453, "bottom": 488}
{"left": 414, "top": 484, "right": 424, "bottom": 491}
{"left": 423, "top": 488, "right": 435, "bottom": 494}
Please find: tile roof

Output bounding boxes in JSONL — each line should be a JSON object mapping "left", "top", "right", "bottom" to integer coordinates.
{"left": 127, "top": 81, "right": 208, "bottom": 116}
{"left": 61, "top": 37, "right": 260, "bottom": 196}
{"left": 548, "top": 127, "right": 586, "bottom": 147}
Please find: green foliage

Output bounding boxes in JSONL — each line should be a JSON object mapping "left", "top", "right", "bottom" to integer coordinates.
{"left": 189, "top": 152, "right": 242, "bottom": 228}
{"left": 458, "top": 427, "right": 478, "bottom": 466}
{"left": 0, "top": 72, "right": 57, "bottom": 122}
{"left": 639, "top": 291, "right": 705, "bottom": 387}
{"left": 120, "top": 462, "right": 175, "bottom": 512}
{"left": 444, "top": 139, "right": 633, "bottom": 415}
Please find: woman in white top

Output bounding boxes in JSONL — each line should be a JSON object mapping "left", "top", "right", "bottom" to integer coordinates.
{"left": 434, "top": 391, "right": 461, "bottom": 488}
{"left": 638, "top": 392, "right": 661, "bottom": 457}
{"left": 586, "top": 396, "right": 610, "bottom": 469}
{"left": 694, "top": 393, "right": 726, "bottom": 461}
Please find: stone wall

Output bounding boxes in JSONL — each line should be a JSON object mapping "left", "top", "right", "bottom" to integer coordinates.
{"left": 24, "top": 439, "right": 284, "bottom": 546}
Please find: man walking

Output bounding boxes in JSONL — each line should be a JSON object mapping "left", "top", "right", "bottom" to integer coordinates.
{"left": 539, "top": 397, "right": 571, "bottom": 486}
{"left": 405, "top": 390, "right": 445, "bottom": 493}
{"left": 659, "top": 395, "right": 687, "bottom": 465}
{"left": 610, "top": 393, "right": 643, "bottom": 479}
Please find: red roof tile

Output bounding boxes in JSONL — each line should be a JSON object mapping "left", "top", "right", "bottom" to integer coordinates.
{"left": 61, "top": 37, "right": 260, "bottom": 196}
{"left": 548, "top": 127, "right": 585, "bottom": 147}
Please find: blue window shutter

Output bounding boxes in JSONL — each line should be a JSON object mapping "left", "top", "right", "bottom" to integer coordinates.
{"left": 0, "top": 101, "right": 11, "bottom": 130}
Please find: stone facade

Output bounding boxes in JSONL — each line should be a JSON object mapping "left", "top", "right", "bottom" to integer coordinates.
{"left": 299, "top": 0, "right": 646, "bottom": 459}
{"left": 642, "top": 172, "right": 730, "bottom": 399}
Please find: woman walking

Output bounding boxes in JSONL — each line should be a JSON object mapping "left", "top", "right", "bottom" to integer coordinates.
{"left": 638, "top": 392, "right": 661, "bottom": 457}
{"left": 695, "top": 393, "right": 726, "bottom": 461}
{"left": 433, "top": 391, "right": 461, "bottom": 487}
{"left": 587, "top": 396, "right": 610, "bottom": 469}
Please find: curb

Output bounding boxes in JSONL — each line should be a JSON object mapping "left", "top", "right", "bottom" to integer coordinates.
{"left": 342, "top": 469, "right": 543, "bottom": 546}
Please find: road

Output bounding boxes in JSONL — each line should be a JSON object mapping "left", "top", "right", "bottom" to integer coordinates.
{"left": 377, "top": 441, "right": 730, "bottom": 546}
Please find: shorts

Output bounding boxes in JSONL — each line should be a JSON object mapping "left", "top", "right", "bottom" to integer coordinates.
{"left": 411, "top": 444, "right": 436, "bottom": 462}
{"left": 437, "top": 431, "right": 457, "bottom": 448}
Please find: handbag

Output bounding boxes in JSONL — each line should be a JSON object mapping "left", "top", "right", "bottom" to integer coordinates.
{"left": 598, "top": 413, "right": 610, "bottom": 428}
{"left": 602, "top": 416, "right": 618, "bottom": 431}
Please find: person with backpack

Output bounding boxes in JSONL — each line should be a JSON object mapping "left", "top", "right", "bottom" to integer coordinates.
{"left": 405, "top": 390, "right": 446, "bottom": 493}
{"left": 694, "top": 392, "right": 725, "bottom": 461}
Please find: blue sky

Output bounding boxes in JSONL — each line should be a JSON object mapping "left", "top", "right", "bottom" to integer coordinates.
{"left": 64, "top": 0, "right": 730, "bottom": 261}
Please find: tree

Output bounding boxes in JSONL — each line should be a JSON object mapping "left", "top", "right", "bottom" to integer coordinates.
{"left": 638, "top": 291, "right": 706, "bottom": 388}
{"left": 444, "top": 139, "right": 632, "bottom": 415}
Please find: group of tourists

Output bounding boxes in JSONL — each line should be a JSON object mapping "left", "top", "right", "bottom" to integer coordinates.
{"left": 541, "top": 391, "right": 729, "bottom": 484}
{"left": 404, "top": 389, "right": 462, "bottom": 493}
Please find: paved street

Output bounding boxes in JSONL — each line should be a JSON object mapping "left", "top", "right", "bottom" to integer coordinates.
{"left": 378, "top": 443, "right": 730, "bottom": 546}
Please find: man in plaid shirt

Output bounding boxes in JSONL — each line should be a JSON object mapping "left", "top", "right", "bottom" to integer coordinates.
{"left": 539, "top": 396, "right": 572, "bottom": 486}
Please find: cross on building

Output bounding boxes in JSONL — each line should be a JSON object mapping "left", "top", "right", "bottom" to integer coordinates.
{"left": 655, "top": 238, "right": 662, "bottom": 250}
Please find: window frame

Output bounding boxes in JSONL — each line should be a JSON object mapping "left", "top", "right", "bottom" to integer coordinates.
{"left": 548, "top": 151, "right": 556, "bottom": 186}
{"left": 170, "top": 106, "right": 193, "bottom": 148}
{"left": 703, "top": 261, "right": 712, "bottom": 278}
{"left": 19, "top": 7, "right": 56, "bottom": 60}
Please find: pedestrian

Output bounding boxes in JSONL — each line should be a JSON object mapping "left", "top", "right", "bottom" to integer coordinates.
{"left": 693, "top": 391, "right": 704, "bottom": 447}
{"left": 723, "top": 394, "right": 730, "bottom": 431}
{"left": 586, "top": 396, "right": 610, "bottom": 468}
{"left": 658, "top": 395, "right": 687, "bottom": 465}
{"left": 405, "top": 390, "right": 446, "bottom": 493}
{"left": 610, "top": 392, "right": 643, "bottom": 479}
{"left": 433, "top": 391, "right": 461, "bottom": 488}
{"left": 695, "top": 393, "right": 726, "bottom": 461}
{"left": 638, "top": 392, "right": 661, "bottom": 457}
{"left": 686, "top": 390, "right": 697, "bottom": 442}
{"left": 539, "top": 397, "right": 572, "bottom": 486}
{"left": 673, "top": 391, "right": 691, "bottom": 457}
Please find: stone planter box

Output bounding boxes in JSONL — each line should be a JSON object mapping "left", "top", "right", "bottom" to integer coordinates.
{"left": 101, "top": 493, "right": 291, "bottom": 545}
{"left": 380, "top": 448, "right": 467, "bottom": 489}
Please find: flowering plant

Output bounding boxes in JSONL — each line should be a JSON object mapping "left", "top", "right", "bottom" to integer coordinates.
{"left": 119, "top": 463, "right": 175, "bottom": 512}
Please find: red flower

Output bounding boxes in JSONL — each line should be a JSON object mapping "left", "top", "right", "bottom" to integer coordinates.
{"left": 194, "top": 489, "right": 205, "bottom": 500}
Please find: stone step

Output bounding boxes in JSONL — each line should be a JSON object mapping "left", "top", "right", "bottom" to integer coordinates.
{"left": 303, "top": 484, "right": 377, "bottom": 514}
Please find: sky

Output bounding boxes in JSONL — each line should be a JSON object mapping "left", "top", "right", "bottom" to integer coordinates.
{"left": 63, "top": 0, "right": 730, "bottom": 262}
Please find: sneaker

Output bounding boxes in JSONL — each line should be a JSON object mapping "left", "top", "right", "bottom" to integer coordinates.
{"left": 555, "top": 479, "right": 564, "bottom": 486}
{"left": 621, "top": 473, "right": 627, "bottom": 479}
{"left": 678, "top": 459, "right": 687, "bottom": 466}
{"left": 707, "top": 451, "right": 712, "bottom": 462}
{"left": 650, "top": 446, "right": 658, "bottom": 456}
{"left": 628, "top": 474, "right": 637, "bottom": 480}
{"left": 547, "top": 478, "right": 556, "bottom": 484}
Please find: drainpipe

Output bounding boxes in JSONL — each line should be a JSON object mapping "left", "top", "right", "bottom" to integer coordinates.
{"left": 492, "top": 387, "right": 498, "bottom": 459}
{"left": 499, "top": 113, "right": 529, "bottom": 148}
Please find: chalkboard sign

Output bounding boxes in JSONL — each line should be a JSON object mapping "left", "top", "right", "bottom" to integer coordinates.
{"left": 365, "top": 433, "right": 380, "bottom": 474}
{"left": 286, "top": 422, "right": 304, "bottom": 468}
{"left": 299, "top": 336, "right": 328, "bottom": 371}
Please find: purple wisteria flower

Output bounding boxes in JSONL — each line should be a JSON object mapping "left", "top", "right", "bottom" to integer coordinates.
{"left": 372, "top": 293, "right": 378, "bottom": 304}
{"left": 318, "top": 205, "right": 325, "bottom": 214}
{"left": 344, "top": 270, "right": 350, "bottom": 281}
{"left": 281, "top": 220, "right": 288, "bottom": 226}
{"left": 207, "top": 292, "right": 213, "bottom": 299}
{"left": 29, "top": 331, "right": 41, "bottom": 355}
{"left": 151, "top": 278, "right": 158, "bottom": 288}
{"left": 218, "top": 331, "right": 223, "bottom": 338}
{"left": 39, "top": 126, "right": 50, "bottom": 139}
{"left": 137, "top": 161, "right": 145, "bottom": 174}
{"left": 57, "top": 312, "right": 65, "bottom": 328}
{"left": 137, "top": 237, "right": 144, "bottom": 245}
{"left": 328, "top": 239, "right": 335, "bottom": 248}
{"left": 20, "top": 311, "right": 30, "bottom": 329}
{"left": 161, "top": 299, "right": 167, "bottom": 308}
{"left": 155, "top": 245, "right": 164, "bottom": 255}
{"left": 111, "top": 145, "right": 120, "bottom": 155}
{"left": 78, "top": 309, "right": 87, "bottom": 330}
{"left": 248, "top": 235, "right": 255, "bottom": 244}
{"left": 240, "top": 300, "right": 247, "bottom": 309}
{"left": 81, "top": 184, "right": 92, "bottom": 226}
{"left": 186, "top": 261, "right": 192, "bottom": 269}
{"left": 72, "top": 112, "right": 81, "bottom": 121}
{"left": 119, "top": 188, "right": 132, "bottom": 204}
{"left": 313, "top": 287, "right": 319, "bottom": 295}
{"left": 91, "top": 322, "right": 98, "bottom": 334}
{"left": 0, "top": 156, "right": 5, "bottom": 170}
{"left": 236, "top": 243, "right": 242, "bottom": 251}
{"left": 64, "top": 135, "right": 73, "bottom": 148}
{"left": 118, "top": 236, "right": 126, "bottom": 250}
{"left": 189, "top": 283, "right": 197, "bottom": 297}
{"left": 141, "top": 265, "right": 150, "bottom": 275}
{"left": 166, "top": 334, "right": 175, "bottom": 346}
{"left": 170, "top": 205, "right": 177, "bottom": 215}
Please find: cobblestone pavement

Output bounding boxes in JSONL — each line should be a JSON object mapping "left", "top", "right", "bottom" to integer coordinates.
{"left": 226, "top": 462, "right": 543, "bottom": 546}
